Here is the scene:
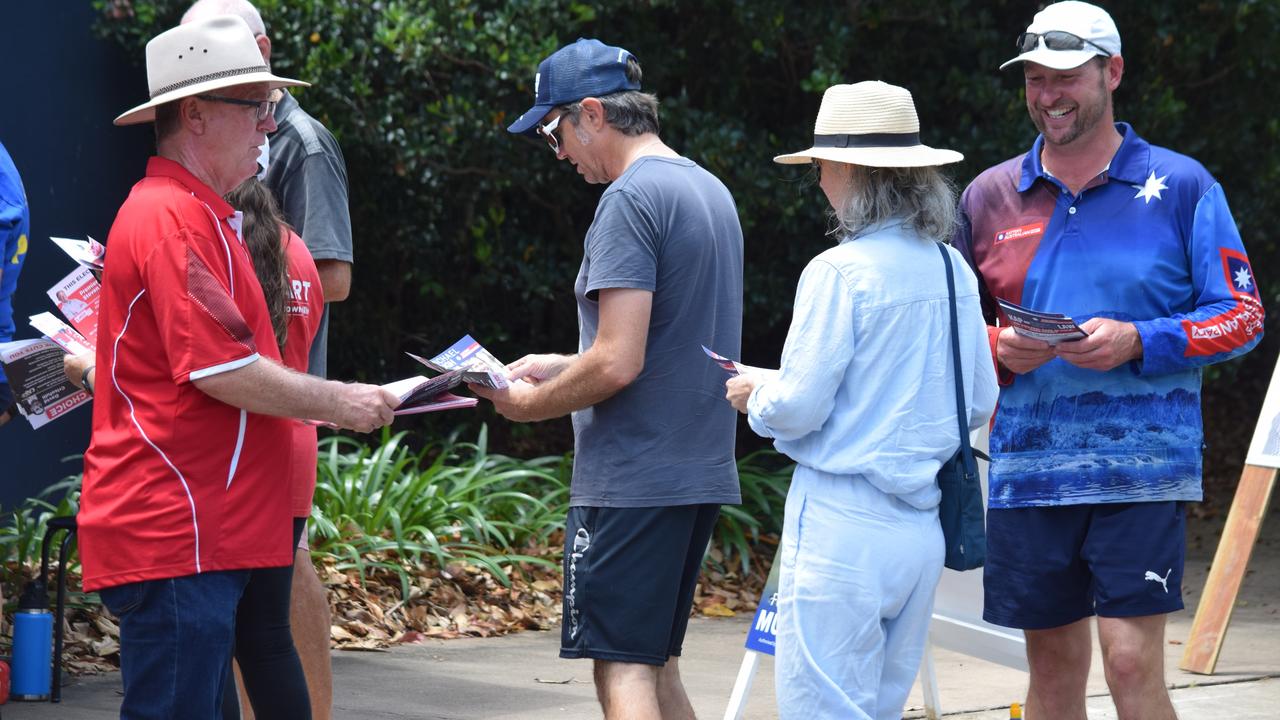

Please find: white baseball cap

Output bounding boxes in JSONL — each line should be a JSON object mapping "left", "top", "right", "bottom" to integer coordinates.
{"left": 1000, "top": 1, "right": 1121, "bottom": 71}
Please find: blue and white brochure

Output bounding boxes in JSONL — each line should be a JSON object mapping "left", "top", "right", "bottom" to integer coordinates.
{"left": 408, "top": 334, "right": 509, "bottom": 389}
{"left": 996, "top": 298, "right": 1088, "bottom": 345}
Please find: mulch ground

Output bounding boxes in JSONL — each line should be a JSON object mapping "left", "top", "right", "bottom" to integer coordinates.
{"left": 1, "top": 535, "right": 775, "bottom": 674}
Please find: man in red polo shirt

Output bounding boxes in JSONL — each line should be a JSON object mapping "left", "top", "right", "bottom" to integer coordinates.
{"left": 77, "top": 16, "right": 396, "bottom": 719}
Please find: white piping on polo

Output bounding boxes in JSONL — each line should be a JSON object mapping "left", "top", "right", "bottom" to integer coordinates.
{"left": 227, "top": 409, "right": 247, "bottom": 490}
{"left": 189, "top": 353, "right": 259, "bottom": 381}
{"left": 111, "top": 289, "right": 204, "bottom": 573}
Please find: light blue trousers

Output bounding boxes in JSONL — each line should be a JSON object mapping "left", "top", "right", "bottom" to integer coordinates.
{"left": 775, "top": 466, "right": 945, "bottom": 720}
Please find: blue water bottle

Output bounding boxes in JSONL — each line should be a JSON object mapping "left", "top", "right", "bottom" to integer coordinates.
{"left": 9, "top": 575, "right": 53, "bottom": 700}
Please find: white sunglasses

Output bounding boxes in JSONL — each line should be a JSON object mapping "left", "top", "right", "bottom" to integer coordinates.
{"left": 537, "top": 113, "right": 564, "bottom": 154}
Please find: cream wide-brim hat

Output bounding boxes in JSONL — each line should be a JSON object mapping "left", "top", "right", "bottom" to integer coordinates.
{"left": 115, "top": 14, "right": 309, "bottom": 126}
{"left": 774, "top": 81, "right": 962, "bottom": 168}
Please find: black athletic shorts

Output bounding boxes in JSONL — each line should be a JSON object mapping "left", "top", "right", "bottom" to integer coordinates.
{"left": 559, "top": 503, "right": 720, "bottom": 666}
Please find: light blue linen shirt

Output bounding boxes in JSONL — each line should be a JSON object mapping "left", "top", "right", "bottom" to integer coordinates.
{"left": 747, "top": 221, "right": 999, "bottom": 509}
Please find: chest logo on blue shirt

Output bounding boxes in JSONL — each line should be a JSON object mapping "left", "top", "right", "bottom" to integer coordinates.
{"left": 995, "top": 221, "right": 1045, "bottom": 244}
{"left": 1133, "top": 172, "right": 1169, "bottom": 204}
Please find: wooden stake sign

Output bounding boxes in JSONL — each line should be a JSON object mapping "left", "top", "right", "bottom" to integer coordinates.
{"left": 1180, "top": 353, "right": 1280, "bottom": 674}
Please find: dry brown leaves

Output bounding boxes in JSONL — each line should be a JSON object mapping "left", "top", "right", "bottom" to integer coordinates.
{"left": 322, "top": 550, "right": 564, "bottom": 650}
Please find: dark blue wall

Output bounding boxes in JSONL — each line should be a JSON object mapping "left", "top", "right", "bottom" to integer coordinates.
{"left": 0, "top": 4, "right": 155, "bottom": 508}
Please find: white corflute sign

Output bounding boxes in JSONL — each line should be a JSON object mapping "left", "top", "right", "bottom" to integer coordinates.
{"left": 1245, "top": 353, "right": 1280, "bottom": 470}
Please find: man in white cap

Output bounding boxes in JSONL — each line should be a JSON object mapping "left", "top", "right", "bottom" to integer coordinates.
{"left": 474, "top": 38, "right": 743, "bottom": 718}
{"left": 953, "top": 2, "right": 1263, "bottom": 718}
{"left": 77, "top": 15, "right": 396, "bottom": 719}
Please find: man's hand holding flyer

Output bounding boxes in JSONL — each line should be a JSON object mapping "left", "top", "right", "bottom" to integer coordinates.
{"left": 322, "top": 335, "right": 509, "bottom": 423}
{"left": 996, "top": 298, "right": 1089, "bottom": 345}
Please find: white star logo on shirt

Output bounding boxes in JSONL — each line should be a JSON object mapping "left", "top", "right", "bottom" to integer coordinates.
{"left": 1133, "top": 172, "right": 1169, "bottom": 204}
{"left": 1235, "top": 266, "right": 1254, "bottom": 291}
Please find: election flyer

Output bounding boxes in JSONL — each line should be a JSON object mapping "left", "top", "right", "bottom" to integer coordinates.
{"left": 0, "top": 339, "right": 91, "bottom": 429}
{"left": 701, "top": 345, "right": 778, "bottom": 380}
{"left": 408, "top": 334, "right": 509, "bottom": 389}
{"left": 50, "top": 235, "right": 106, "bottom": 274}
{"left": 47, "top": 266, "right": 101, "bottom": 349}
{"left": 29, "top": 312, "right": 94, "bottom": 355}
{"left": 384, "top": 369, "right": 479, "bottom": 415}
{"left": 996, "top": 298, "right": 1088, "bottom": 345}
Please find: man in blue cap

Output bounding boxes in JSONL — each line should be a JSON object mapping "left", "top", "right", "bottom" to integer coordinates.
{"left": 474, "top": 38, "right": 744, "bottom": 718}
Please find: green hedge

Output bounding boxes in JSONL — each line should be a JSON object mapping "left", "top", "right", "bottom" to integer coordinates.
{"left": 94, "top": 0, "right": 1280, "bottom": 474}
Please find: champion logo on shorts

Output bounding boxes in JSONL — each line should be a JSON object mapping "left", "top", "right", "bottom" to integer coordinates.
{"left": 994, "top": 222, "right": 1046, "bottom": 245}
{"left": 1144, "top": 568, "right": 1172, "bottom": 593}
{"left": 567, "top": 528, "right": 591, "bottom": 639}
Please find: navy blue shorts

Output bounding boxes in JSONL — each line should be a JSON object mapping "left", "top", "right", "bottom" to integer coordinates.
{"left": 983, "top": 501, "right": 1186, "bottom": 630}
{"left": 560, "top": 504, "right": 720, "bottom": 666}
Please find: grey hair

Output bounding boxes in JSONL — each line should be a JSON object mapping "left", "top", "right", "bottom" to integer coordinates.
{"left": 829, "top": 164, "right": 958, "bottom": 242}
{"left": 560, "top": 93, "right": 661, "bottom": 137}
{"left": 182, "top": 0, "right": 266, "bottom": 35}
{"left": 557, "top": 57, "right": 660, "bottom": 136}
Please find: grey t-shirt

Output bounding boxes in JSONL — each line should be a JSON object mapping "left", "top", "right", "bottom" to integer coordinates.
{"left": 263, "top": 91, "right": 353, "bottom": 378}
{"left": 571, "top": 156, "right": 744, "bottom": 508}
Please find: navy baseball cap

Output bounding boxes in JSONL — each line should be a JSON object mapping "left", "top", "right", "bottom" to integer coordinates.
{"left": 507, "top": 38, "right": 640, "bottom": 135}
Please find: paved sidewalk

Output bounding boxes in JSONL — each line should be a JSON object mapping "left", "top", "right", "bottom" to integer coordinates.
{"left": 5, "top": 508, "right": 1277, "bottom": 719}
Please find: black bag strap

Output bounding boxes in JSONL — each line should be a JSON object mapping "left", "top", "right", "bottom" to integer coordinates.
{"left": 938, "top": 243, "right": 981, "bottom": 467}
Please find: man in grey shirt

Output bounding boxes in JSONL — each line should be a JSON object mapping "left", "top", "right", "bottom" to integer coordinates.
{"left": 476, "top": 38, "right": 743, "bottom": 719}
{"left": 261, "top": 86, "right": 352, "bottom": 378}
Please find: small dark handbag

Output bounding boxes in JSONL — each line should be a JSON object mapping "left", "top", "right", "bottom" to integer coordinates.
{"left": 936, "top": 242, "right": 988, "bottom": 571}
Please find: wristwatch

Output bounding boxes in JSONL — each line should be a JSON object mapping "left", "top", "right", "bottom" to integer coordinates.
{"left": 81, "top": 364, "right": 96, "bottom": 395}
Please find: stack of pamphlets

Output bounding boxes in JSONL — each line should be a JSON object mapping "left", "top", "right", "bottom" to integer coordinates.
{"left": 0, "top": 339, "right": 89, "bottom": 429}
{"left": 381, "top": 369, "right": 477, "bottom": 415}
{"left": 330, "top": 335, "right": 510, "bottom": 421}
{"left": 0, "top": 236, "right": 102, "bottom": 428}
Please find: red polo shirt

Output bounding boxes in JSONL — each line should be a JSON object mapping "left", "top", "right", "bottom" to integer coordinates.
{"left": 80, "top": 157, "right": 294, "bottom": 591}
{"left": 281, "top": 228, "right": 323, "bottom": 517}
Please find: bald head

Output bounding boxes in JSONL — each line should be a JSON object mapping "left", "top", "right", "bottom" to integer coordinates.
{"left": 184, "top": 0, "right": 271, "bottom": 65}
{"left": 183, "top": 0, "right": 265, "bottom": 36}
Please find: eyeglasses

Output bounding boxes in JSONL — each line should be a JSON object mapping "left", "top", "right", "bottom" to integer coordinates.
{"left": 196, "top": 94, "right": 278, "bottom": 122}
{"left": 1016, "top": 31, "right": 1111, "bottom": 57}
{"left": 811, "top": 159, "right": 822, "bottom": 181}
{"left": 537, "top": 113, "right": 565, "bottom": 154}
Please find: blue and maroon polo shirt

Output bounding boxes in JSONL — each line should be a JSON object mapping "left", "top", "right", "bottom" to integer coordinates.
{"left": 954, "top": 123, "right": 1263, "bottom": 508}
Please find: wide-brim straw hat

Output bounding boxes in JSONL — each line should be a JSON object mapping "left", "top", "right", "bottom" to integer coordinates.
{"left": 774, "top": 81, "right": 962, "bottom": 168}
{"left": 115, "top": 14, "right": 309, "bottom": 126}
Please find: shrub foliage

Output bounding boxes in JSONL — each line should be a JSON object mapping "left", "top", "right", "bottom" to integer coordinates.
{"left": 94, "top": 0, "right": 1280, "bottom": 474}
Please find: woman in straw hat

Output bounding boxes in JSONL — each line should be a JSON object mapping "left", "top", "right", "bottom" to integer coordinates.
{"left": 725, "top": 81, "right": 998, "bottom": 718}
